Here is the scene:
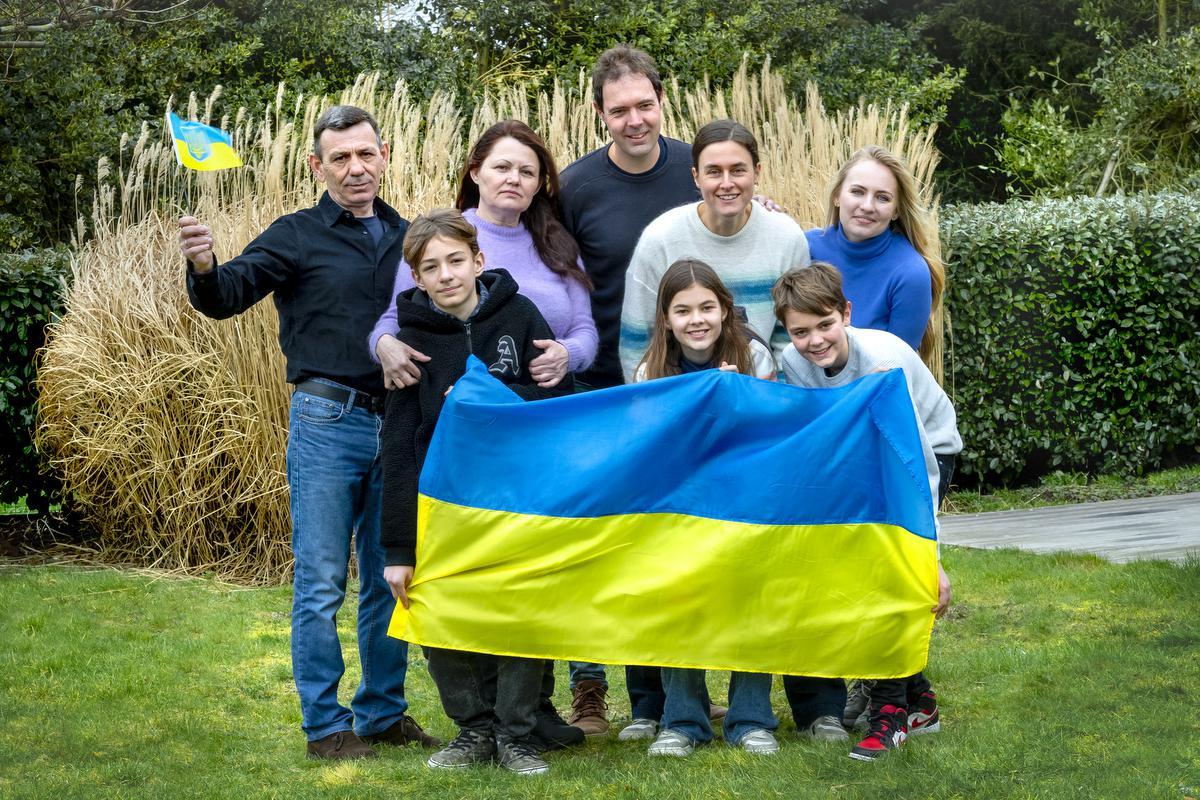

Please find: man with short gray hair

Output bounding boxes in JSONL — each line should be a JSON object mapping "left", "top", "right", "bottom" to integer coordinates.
{"left": 178, "top": 104, "right": 438, "bottom": 760}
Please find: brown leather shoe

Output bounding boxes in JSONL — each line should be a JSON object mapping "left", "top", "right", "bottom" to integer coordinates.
{"left": 568, "top": 679, "right": 610, "bottom": 736}
{"left": 362, "top": 714, "right": 443, "bottom": 749}
{"left": 306, "top": 730, "right": 378, "bottom": 760}
{"left": 709, "top": 704, "right": 728, "bottom": 721}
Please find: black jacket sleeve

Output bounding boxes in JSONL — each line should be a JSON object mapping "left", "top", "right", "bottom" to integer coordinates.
{"left": 379, "top": 385, "right": 423, "bottom": 566}
{"left": 511, "top": 301, "right": 574, "bottom": 400}
{"left": 186, "top": 216, "right": 300, "bottom": 320}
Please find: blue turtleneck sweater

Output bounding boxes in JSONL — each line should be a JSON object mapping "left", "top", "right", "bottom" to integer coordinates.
{"left": 804, "top": 224, "right": 931, "bottom": 352}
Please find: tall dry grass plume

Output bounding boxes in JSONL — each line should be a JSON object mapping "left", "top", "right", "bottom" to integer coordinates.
{"left": 38, "top": 62, "right": 941, "bottom": 583}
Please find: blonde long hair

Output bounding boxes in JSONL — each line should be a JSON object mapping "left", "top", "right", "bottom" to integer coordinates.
{"left": 826, "top": 144, "right": 945, "bottom": 367}
{"left": 639, "top": 259, "right": 756, "bottom": 380}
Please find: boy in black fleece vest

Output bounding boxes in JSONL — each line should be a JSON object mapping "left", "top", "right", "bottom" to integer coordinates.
{"left": 379, "top": 209, "right": 572, "bottom": 775}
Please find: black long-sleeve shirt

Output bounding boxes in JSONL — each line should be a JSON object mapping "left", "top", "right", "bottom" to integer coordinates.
{"left": 186, "top": 192, "right": 407, "bottom": 395}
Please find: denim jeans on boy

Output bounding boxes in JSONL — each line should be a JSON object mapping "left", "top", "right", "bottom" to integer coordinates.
{"left": 660, "top": 668, "right": 775, "bottom": 745}
{"left": 627, "top": 665, "right": 714, "bottom": 721}
{"left": 428, "top": 648, "right": 542, "bottom": 743}
{"left": 288, "top": 383, "right": 410, "bottom": 741}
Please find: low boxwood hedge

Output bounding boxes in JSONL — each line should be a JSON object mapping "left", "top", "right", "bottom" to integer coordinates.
{"left": 942, "top": 192, "right": 1200, "bottom": 486}
{"left": 1, "top": 249, "right": 70, "bottom": 512}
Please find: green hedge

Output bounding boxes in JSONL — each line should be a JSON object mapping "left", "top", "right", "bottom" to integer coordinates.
{"left": 941, "top": 192, "right": 1200, "bottom": 486}
{"left": 1, "top": 249, "right": 71, "bottom": 512}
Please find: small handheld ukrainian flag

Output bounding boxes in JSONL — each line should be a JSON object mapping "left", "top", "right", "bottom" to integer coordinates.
{"left": 166, "top": 111, "right": 243, "bottom": 171}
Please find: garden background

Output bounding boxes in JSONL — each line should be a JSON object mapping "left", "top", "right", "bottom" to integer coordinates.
{"left": 1, "top": 1, "right": 1198, "bottom": 797}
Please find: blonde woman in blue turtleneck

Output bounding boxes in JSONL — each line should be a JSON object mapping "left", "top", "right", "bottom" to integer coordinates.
{"left": 806, "top": 145, "right": 944, "bottom": 356}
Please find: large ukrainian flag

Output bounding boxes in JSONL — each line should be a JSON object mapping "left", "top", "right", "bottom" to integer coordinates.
{"left": 389, "top": 356, "right": 938, "bottom": 678}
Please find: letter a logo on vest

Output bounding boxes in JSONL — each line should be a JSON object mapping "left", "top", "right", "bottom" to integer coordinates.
{"left": 489, "top": 335, "right": 519, "bottom": 377}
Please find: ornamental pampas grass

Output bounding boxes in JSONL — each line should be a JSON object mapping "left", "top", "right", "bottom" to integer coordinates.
{"left": 37, "top": 62, "right": 941, "bottom": 583}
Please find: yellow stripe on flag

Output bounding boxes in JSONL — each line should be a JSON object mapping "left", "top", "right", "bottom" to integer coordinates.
{"left": 389, "top": 494, "right": 937, "bottom": 679}
{"left": 172, "top": 138, "right": 243, "bottom": 172}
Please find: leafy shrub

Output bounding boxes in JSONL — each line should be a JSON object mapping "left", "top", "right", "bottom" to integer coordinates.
{"left": 1, "top": 250, "right": 71, "bottom": 512}
{"left": 941, "top": 193, "right": 1200, "bottom": 486}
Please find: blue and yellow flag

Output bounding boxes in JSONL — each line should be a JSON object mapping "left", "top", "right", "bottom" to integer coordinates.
{"left": 389, "top": 357, "right": 938, "bottom": 678}
{"left": 166, "top": 112, "right": 243, "bottom": 171}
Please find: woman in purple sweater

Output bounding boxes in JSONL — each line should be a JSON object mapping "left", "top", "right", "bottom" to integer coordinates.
{"left": 370, "top": 120, "right": 597, "bottom": 388}
{"left": 805, "top": 145, "right": 944, "bottom": 359}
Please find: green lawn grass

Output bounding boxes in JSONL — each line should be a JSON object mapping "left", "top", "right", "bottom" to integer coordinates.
{"left": 2, "top": 548, "right": 1198, "bottom": 799}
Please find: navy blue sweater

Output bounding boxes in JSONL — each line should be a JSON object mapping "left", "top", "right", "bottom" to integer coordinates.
{"left": 560, "top": 137, "right": 699, "bottom": 387}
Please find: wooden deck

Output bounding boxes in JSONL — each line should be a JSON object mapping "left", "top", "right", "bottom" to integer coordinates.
{"left": 939, "top": 492, "right": 1200, "bottom": 563}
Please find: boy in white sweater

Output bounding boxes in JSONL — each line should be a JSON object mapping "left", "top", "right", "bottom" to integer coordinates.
{"left": 772, "top": 261, "right": 962, "bottom": 762}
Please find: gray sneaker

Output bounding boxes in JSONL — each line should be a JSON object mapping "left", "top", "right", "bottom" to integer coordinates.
{"left": 648, "top": 729, "right": 694, "bottom": 757}
{"left": 618, "top": 718, "right": 659, "bottom": 741}
{"left": 738, "top": 728, "right": 780, "bottom": 755}
{"left": 804, "top": 714, "right": 850, "bottom": 742}
{"left": 497, "top": 739, "right": 549, "bottom": 775}
{"left": 426, "top": 729, "right": 496, "bottom": 769}
{"left": 843, "top": 680, "right": 873, "bottom": 728}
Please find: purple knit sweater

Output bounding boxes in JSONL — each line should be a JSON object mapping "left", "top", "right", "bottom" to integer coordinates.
{"left": 368, "top": 208, "right": 598, "bottom": 373}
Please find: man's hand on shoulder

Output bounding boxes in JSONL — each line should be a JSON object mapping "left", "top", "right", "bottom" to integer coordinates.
{"left": 752, "top": 194, "right": 783, "bottom": 213}
{"left": 376, "top": 334, "right": 429, "bottom": 389}
{"left": 178, "top": 215, "right": 216, "bottom": 272}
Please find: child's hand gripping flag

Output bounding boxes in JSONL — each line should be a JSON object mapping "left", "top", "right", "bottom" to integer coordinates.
{"left": 166, "top": 112, "right": 243, "bottom": 171}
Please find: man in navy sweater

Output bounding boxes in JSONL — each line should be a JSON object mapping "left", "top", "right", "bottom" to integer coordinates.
{"left": 559, "top": 45, "right": 699, "bottom": 392}
{"left": 555, "top": 44, "right": 702, "bottom": 738}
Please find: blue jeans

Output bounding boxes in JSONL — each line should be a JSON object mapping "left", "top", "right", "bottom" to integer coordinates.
{"left": 288, "top": 382, "right": 409, "bottom": 741}
{"left": 626, "top": 665, "right": 715, "bottom": 720}
{"left": 569, "top": 662, "right": 607, "bottom": 688}
{"left": 661, "top": 668, "right": 776, "bottom": 745}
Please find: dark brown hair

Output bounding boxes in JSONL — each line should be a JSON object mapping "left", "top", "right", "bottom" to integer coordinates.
{"left": 691, "top": 119, "right": 759, "bottom": 169}
{"left": 591, "top": 45, "right": 663, "bottom": 110}
{"left": 771, "top": 262, "right": 848, "bottom": 322}
{"left": 456, "top": 120, "right": 591, "bottom": 290}
{"left": 402, "top": 208, "right": 480, "bottom": 268}
{"left": 639, "top": 259, "right": 756, "bottom": 380}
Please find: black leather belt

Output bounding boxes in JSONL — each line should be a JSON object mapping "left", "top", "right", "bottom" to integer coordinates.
{"left": 294, "top": 379, "right": 385, "bottom": 414}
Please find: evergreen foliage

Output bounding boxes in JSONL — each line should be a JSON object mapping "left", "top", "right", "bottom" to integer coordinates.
{"left": 942, "top": 192, "right": 1200, "bottom": 485}
{"left": 0, "top": 249, "right": 71, "bottom": 512}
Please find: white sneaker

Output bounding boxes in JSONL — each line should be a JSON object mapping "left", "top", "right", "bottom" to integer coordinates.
{"left": 738, "top": 728, "right": 780, "bottom": 755}
{"left": 648, "top": 729, "right": 694, "bottom": 757}
{"left": 804, "top": 714, "right": 850, "bottom": 742}
{"left": 618, "top": 718, "right": 659, "bottom": 742}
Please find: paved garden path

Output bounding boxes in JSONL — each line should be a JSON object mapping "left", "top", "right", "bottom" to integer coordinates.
{"left": 939, "top": 492, "right": 1200, "bottom": 563}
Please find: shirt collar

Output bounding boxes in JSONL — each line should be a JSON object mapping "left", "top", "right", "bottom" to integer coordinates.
{"left": 317, "top": 191, "right": 402, "bottom": 227}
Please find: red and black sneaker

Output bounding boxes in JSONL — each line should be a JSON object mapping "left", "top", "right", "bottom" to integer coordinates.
{"left": 907, "top": 690, "right": 941, "bottom": 736}
{"left": 849, "top": 704, "right": 908, "bottom": 762}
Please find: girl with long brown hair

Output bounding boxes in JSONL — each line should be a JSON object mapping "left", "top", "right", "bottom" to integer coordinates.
{"left": 635, "top": 258, "right": 775, "bottom": 381}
